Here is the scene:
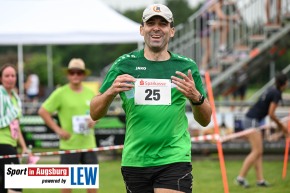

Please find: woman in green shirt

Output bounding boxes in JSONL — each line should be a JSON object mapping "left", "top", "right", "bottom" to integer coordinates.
{"left": 0, "top": 64, "right": 28, "bottom": 193}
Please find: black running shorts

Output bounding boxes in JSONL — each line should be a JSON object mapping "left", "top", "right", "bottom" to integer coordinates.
{"left": 121, "top": 162, "right": 193, "bottom": 193}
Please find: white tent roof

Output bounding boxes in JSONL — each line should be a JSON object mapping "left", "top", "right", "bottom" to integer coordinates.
{"left": 0, "top": 0, "right": 143, "bottom": 45}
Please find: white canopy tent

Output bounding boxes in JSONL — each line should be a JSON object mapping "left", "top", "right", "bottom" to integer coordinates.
{"left": 0, "top": 0, "right": 143, "bottom": 99}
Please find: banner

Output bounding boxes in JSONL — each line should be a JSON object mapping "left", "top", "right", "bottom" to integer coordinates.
{"left": 20, "top": 115, "right": 126, "bottom": 148}
{"left": 5, "top": 164, "right": 99, "bottom": 189}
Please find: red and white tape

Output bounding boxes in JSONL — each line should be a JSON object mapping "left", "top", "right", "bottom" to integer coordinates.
{"left": 0, "top": 145, "right": 124, "bottom": 159}
{"left": 0, "top": 116, "right": 288, "bottom": 159}
{"left": 191, "top": 134, "right": 220, "bottom": 142}
{"left": 191, "top": 116, "right": 289, "bottom": 143}
{"left": 220, "top": 116, "right": 289, "bottom": 142}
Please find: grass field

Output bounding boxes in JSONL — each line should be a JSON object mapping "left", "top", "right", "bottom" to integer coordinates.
{"left": 22, "top": 155, "right": 290, "bottom": 193}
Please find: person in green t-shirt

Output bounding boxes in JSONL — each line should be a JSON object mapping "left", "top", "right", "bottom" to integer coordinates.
{"left": 0, "top": 64, "right": 29, "bottom": 193}
{"left": 90, "top": 4, "right": 212, "bottom": 193}
{"left": 38, "top": 58, "right": 98, "bottom": 193}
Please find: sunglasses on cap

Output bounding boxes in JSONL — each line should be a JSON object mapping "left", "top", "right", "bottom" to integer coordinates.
{"left": 68, "top": 70, "right": 85, "bottom": 76}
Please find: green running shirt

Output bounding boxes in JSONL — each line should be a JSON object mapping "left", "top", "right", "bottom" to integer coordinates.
{"left": 100, "top": 49, "right": 206, "bottom": 167}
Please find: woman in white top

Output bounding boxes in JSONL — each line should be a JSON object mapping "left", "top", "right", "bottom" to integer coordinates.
{"left": 24, "top": 73, "right": 40, "bottom": 114}
{"left": 25, "top": 73, "right": 39, "bottom": 101}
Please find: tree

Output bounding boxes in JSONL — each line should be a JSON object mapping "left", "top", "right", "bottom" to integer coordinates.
{"left": 53, "top": 43, "right": 137, "bottom": 77}
{"left": 166, "top": 0, "right": 196, "bottom": 26}
{"left": 0, "top": 1, "right": 204, "bottom": 86}
{"left": 24, "top": 53, "right": 65, "bottom": 85}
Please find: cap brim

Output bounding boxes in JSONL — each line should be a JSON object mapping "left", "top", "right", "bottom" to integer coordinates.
{"left": 143, "top": 14, "right": 172, "bottom": 23}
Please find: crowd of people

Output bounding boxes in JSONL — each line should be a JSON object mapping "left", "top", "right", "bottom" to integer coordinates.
{"left": 198, "top": 0, "right": 241, "bottom": 72}
{"left": 198, "top": 0, "right": 284, "bottom": 73}
{"left": 0, "top": 1, "right": 289, "bottom": 193}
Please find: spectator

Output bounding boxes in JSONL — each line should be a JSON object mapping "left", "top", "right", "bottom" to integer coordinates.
{"left": 90, "top": 4, "right": 212, "bottom": 193}
{"left": 38, "top": 58, "right": 98, "bottom": 193}
{"left": 0, "top": 64, "right": 29, "bottom": 193}
{"left": 266, "top": 0, "right": 281, "bottom": 25}
{"left": 24, "top": 72, "right": 39, "bottom": 114}
{"left": 198, "top": 0, "right": 240, "bottom": 72}
{"left": 235, "top": 72, "right": 289, "bottom": 188}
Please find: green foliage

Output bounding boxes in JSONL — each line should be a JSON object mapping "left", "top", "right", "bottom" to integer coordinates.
{"left": 0, "top": 1, "right": 200, "bottom": 88}
{"left": 24, "top": 53, "right": 66, "bottom": 85}
{"left": 166, "top": 0, "right": 195, "bottom": 25}
{"left": 53, "top": 44, "right": 137, "bottom": 77}
{"left": 123, "top": 8, "right": 144, "bottom": 24}
{"left": 123, "top": 0, "right": 198, "bottom": 26}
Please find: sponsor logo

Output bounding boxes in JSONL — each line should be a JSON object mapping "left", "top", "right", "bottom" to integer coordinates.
{"left": 5, "top": 164, "right": 99, "bottom": 189}
{"left": 27, "top": 167, "right": 69, "bottom": 176}
{"left": 139, "top": 79, "right": 167, "bottom": 86}
{"left": 135, "top": 67, "right": 146, "bottom": 70}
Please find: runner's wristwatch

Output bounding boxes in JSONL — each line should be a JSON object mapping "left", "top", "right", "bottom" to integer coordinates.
{"left": 190, "top": 94, "right": 205, "bottom": 106}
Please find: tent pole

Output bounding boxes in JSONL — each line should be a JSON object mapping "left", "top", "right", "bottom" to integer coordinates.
{"left": 47, "top": 45, "right": 53, "bottom": 90}
{"left": 17, "top": 44, "right": 25, "bottom": 102}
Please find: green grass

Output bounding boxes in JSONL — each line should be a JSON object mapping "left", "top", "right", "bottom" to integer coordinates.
{"left": 23, "top": 156, "right": 290, "bottom": 193}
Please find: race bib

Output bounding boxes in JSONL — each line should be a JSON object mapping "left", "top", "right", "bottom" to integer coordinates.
{"left": 72, "top": 115, "right": 90, "bottom": 135}
{"left": 134, "top": 78, "right": 171, "bottom": 105}
{"left": 10, "top": 119, "right": 19, "bottom": 139}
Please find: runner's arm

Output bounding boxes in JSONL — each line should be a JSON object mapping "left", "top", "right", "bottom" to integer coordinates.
{"left": 191, "top": 99, "right": 212, "bottom": 127}
{"left": 90, "top": 91, "right": 116, "bottom": 121}
{"left": 90, "top": 74, "right": 135, "bottom": 121}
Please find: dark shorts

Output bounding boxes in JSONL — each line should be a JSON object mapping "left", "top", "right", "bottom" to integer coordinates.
{"left": 60, "top": 151, "right": 98, "bottom": 164}
{"left": 243, "top": 117, "right": 265, "bottom": 130}
{"left": 0, "top": 144, "right": 21, "bottom": 193}
{"left": 121, "top": 162, "right": 192, "bottom": 193}
{"left": 27, "top": 94, "right": 38, "bottom": 100}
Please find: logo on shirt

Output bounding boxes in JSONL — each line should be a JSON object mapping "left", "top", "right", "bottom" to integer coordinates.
{"left": 135, "top": 67, "right": 146, "bottom": 70}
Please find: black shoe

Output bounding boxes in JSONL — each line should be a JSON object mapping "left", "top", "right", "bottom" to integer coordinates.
{"left": 235, "top": 177, "right": 249, "bottom": 188}
{"left": 257, "top": 180, "right": 270, "bottom": 187}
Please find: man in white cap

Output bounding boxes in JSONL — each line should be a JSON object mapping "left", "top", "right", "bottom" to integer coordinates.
{"left": 91, "top": 4, "right": 212, "bottom": 193}
{"left": 39, "top": 58, "right": 98, "bottom": 193}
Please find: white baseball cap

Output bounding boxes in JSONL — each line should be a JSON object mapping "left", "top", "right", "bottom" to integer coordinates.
{"left": 142, "top": 4, "right": 173, "bottom": 23}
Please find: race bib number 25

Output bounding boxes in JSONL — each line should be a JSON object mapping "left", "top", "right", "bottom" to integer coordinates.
{"left": 134, "top": 78, "right": 171, "bottom": 105}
